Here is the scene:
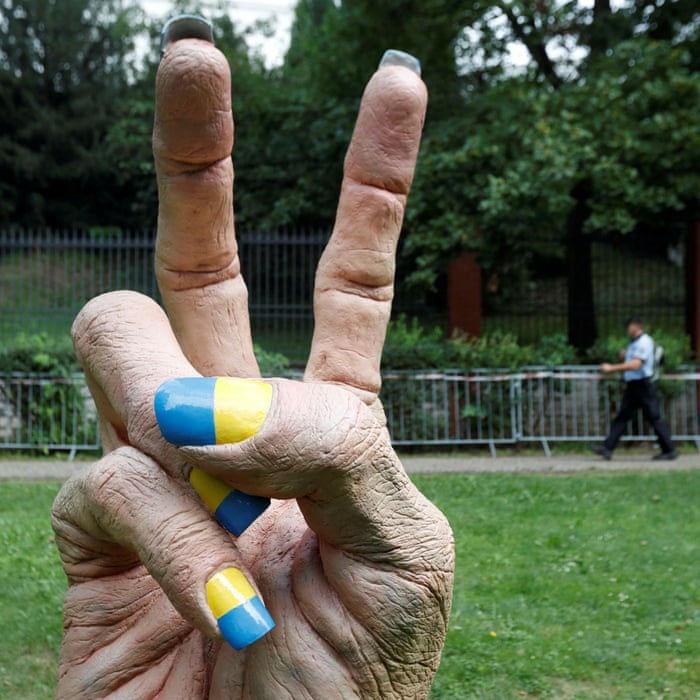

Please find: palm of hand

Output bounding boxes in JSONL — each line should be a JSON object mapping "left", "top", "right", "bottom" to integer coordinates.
{"left": 51, "top": 29, "right": 454, "bottom": 700}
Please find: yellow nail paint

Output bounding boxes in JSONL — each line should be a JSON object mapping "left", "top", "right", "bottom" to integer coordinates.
{"left": 189, "top": 468, "right": 270, "bottom": 536}
{"left": 213, "top": 379, "right": 272, "bottom": 445}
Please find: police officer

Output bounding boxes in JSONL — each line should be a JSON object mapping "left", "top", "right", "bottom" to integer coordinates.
{"left": 590, "top": 316, "right": 677, "bottom": 461}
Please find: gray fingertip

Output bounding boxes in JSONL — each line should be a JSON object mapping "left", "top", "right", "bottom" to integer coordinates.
{"left": 161, "top": 14, "right": 214, "bottom": 55}
{"left": 379, "top": 49, "right": 421, "bottom": 77}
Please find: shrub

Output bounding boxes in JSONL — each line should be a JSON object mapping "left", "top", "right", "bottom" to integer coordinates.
{"left": 383, "top": 317, "right": 582, "bottom": 370}
{"left": 0, "top": 333, "right": 78, "bottom": 374}
{"left": 254, "top": 344, "right": 291, "bottom": 376}
{"left": 448, "top": 330, "right": 531, "bottom": 370}
{"left": 0, "top": 334, "right": 86, "bottom": 452}
{"left": 531, "top": 332, "right": 579, "bottom": 366}
{"left": 587, "top": 328, "right": 692, "bottom": 371}
{"left": 382, "top": 315, "right": 447, "bottom": 369}
{"left": 385, "top": 316, "right": 695, "bottom": 372}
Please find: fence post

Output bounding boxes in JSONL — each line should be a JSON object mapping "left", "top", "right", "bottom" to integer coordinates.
{"left": 448, "top": 252, "right": 481, "bottom": 338}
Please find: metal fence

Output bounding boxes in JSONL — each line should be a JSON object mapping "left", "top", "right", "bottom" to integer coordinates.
{"left": 2, "top": 228, "right": 687, "bottom": 361}
{"left": 0, "top": 227, "right": 330, "bottom": 361}
{"left": 2, "top": 368, "right": 698, "bottom": 456}
{"left": 382, "top": 366, "right": 700, "bottom": 453}
{"left": 0, "top": 372, "right": 99, "bottom": 456}
{"left": 482, "top": 233, "right": 686, "bottom": 342}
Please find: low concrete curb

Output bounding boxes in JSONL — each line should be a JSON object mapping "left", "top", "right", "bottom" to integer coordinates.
{"left": 402, "top": 453, "right": 700, "bottom": 475}
{"left": 1, "top": 453, "right": 698, "bottom": 481}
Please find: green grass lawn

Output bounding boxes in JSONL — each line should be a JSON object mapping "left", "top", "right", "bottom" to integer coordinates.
{"left": 0, "top": 482, "right": 64, "bottom": 700}
{"left": 1, "top": 472, "right": 699, "bottom": 699}
{"left": 419, "top": 472, "right": 700, "bottom": 699}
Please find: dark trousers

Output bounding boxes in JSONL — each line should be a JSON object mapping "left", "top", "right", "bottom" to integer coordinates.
{"left": 604, "top": 379, "right": 675, "bottom": 454}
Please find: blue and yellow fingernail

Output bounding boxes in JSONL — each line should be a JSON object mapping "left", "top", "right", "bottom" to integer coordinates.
{"left": 154, "top": 378, "right": 273, "bottom": 535}
{"left": 154, "top": 377, "right": 272, "bottom": 447}
{"left": 189, "top": 468, "right": 269, "bottom": 536}
{"left": 206, "top": 568, "right": 275, "bottom": 650}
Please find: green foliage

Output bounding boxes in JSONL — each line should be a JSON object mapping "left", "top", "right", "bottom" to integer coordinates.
{"left": 405, "top": 37, "right": 700, "bottom": 293}
{"left": 449, "top": 331, "right": 531, "bottom": 372}
{"left": 1, "top": 0, "right": 699, "bottom": 353}
{"left": 254, "top": 343, "right": 290, "bottom": 376}
{"left": 587, "top": 329, "right": 693, "bottom": 371}
{"left": 0, "top": 335, "right": 91, "bottom": 452}
{"left": 0, "top": 0, "right": 144, "bottom": 228}
{"left": 531, "top": 332, "right": 580, "bottom": 367}
{"left": 399, "top": 2, "right": 700, "bottom": 352}
{"left": 289, "top": 0, "right": 466, "bottom": 119}
{"left": 383, "top": 317, "right": 582, "bottom": 370}
{"left": 0, "top": 334, "right": 78, "bottom": 374}
{"left": 103, "top": 94, "right": 157, "bottom": 225}
{"left": 383, "top": 315, "right": 447, "bottom": 369}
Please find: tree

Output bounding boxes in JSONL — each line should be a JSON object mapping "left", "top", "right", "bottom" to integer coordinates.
{"left": 0, "top": 0, "right": 142, "bottom": 228}
{"left": 403, "top": 0, "right": 700, "bottom": 349}
{"left": 248, "top": 0, "right": 477, "bottom": 229}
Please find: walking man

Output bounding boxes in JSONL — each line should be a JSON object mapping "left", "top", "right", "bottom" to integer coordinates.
{"left": 590, "top": 316, "right": 677, "bottom": 461}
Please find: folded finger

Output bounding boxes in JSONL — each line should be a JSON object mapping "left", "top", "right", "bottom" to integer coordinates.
{"left": 154, "top": 22, "right": 257, "bottom": 378}
{"left": 74, "top": 291, "right": 271, "bottom": 540}
{"left": 153, "top": 375, "right": 418, "bottom": 557}
{"left": 154, "top": 375, "right": 362, "bottom": 499}
{"left": 52, "top": 447, "right": 275, "bottom": 650}
{"left": 72, "top": 290, "right": 197, "bottom": 460}
{"left": 305, "top": 52, "right": 427, "bottom": 404}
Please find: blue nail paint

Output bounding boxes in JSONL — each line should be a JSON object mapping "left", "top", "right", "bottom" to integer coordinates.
{"left": 154, "top": 377, "right": 218, "bottom": 446}
{"left": 217, "top": 597, "right": 276, "bottom": 650}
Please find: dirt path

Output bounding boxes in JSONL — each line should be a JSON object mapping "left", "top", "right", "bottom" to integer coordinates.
{"left": 1, "top": 453, "right": 698, "bottom": 481}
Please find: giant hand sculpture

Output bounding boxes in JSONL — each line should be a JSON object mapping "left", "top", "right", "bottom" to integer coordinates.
{"left": 51, "top": 16, "right": 454, "bottom": 699}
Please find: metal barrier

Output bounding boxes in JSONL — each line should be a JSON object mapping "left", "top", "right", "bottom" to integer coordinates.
{"left": 381, "top": 367, "right": 700, "bottom": 454}
{"left": 517, "top": 367, "right": 700, "bottom": 456}
{"left": 382, "top": 370, "right": 519, "bottom": 453}
{"left": 1, "top": 368, "right": 698, "bottom": 456}
{"left": 0, "top": 372, "right": 99, "bottom": 457}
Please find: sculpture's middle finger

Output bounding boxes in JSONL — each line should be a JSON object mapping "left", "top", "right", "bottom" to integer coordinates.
{"left": 154, "top": 23, "right": 258, "bottom": 378}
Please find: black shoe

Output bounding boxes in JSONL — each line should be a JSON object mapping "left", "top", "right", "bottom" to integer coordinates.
{"left": 588, "top": 444, "right": 612, "bottom": 460}
{"left": 652, "top": 451, "right": 678, "bottom": 461}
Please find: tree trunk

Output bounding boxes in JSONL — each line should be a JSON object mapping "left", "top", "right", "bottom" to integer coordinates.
{"left": 566, "top": 181, "right": 597, "bottom": 351}
{"left": 448, "top": 252, "right": 481, "bottom": 338}
{"left": 685, "top": 222, "right": 700, "bottom": 355}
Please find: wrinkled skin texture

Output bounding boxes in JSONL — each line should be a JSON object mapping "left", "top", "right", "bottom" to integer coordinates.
{"left": 51, "top": 37, "right": 454, "bottom": 700}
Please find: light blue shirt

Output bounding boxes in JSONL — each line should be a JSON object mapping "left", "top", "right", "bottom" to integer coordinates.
{"left": 624, "top": 333, "right": 654, "bottom": 381}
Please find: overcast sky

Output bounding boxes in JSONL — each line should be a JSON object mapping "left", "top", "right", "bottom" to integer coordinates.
{"left": 141, "top": 0, "right": 296, "bottom": 66}
{"left": 141, "top": 1, "right": 631, "bottom": 69}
